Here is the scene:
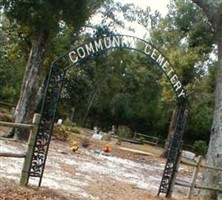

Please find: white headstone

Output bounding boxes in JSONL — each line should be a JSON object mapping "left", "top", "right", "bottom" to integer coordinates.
{"left": 182, "top": 150, "right": 196, "bottom": 160}
{"left": 92, "top": 133, "right": 103, "bottom": 140}
{"left": 57, "top": 119, "right": 63, "bottom": 124}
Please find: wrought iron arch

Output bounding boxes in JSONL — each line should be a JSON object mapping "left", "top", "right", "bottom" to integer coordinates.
{"left": 27, "top": 34, "right": 187, "bottom": 196}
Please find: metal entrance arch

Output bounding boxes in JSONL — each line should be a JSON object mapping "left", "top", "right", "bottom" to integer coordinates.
{"left": 26, "top": 34, "right": 187, "bottom": 196}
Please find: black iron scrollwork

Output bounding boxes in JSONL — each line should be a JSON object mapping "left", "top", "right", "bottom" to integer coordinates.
{"left": 28, "top": 66, "right": 65, "bottom": 186}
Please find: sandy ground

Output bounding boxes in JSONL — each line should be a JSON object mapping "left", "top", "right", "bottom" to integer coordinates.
{"left": 0, "top": 129, "right": 201, "bottom": 200}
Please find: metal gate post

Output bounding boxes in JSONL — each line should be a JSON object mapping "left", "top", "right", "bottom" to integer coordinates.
{"left": 158, "top": 105, "right": 188, "bottom": 197}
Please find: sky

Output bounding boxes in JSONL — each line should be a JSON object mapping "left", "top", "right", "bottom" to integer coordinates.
{"left": 114, "top": 0, "right": 170, "bottom": 38}
{"left": 90, "top": 0, "right": 170, "bottom": 38}
{"left": 117, "top": 0, "right": 170, "bottom": 16}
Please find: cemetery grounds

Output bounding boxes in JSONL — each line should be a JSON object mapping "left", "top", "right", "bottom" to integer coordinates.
{"left": 0, "top": 126, "right": 200, "bottom": 200}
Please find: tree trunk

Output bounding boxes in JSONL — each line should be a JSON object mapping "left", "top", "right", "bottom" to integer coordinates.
{"left": 161, "top": 107, "right": 179, "bottom": 157}
{"left": 13, "top": 30, "right": 49, "bottom": 140}
{"left": 201, "top": 26, "right": 222, "bottom": 200}
{"left": 191, "top": 1, "right": 222, "bottom": 199}
{"left": 82, "top": 90, "right": 98, "bottom": 126}
{"left": 201, "top": 39, "right": 222, "bottom": 199}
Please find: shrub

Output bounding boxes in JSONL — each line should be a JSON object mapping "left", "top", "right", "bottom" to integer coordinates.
{"left": 117, "top": 125, "right": 132, "bottom": 139}
{"left": 63, "top": 118, "right": 73, "bottom": 126}
{"left": 66, "top": 126, "right": 81, "bottom": 134}
{"left": 52, "top": 125, "right": 68, "bottom": 141}
{"left": 81, "top": 137, "right": 90, "bottom": 148}
{"left": 138, "top": 136, "right": 145, "bottom": 144}
{"left": 193, "top": 140, "right": 207, "bottom": 156}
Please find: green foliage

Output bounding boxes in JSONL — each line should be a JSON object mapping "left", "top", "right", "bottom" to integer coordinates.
{"left": 0, "top": 0, "right": 216, "bottom": 147}
{"left": 52, "top": 125, "right": 68, "bottom": 141}
{"left": 149, "top": 0, "right": 215, "bottom": 144}
{"left": 1, "top": 0, "right": 106, "bottom": 34}
{"left": 0, "top": 0, "right": 107, "bottom": 141}
{"left": 185, "top": 62, "right": 216, "bottom": 143}
{"left": 67, "top": 126, "right": 81, "bottom": 134}
{"left": 60, "top": 45, "right": 167, "bottom": 136}
{"left": 63, "top": 118, "right": 73, "bottom": 127}
{"left": 193, "top": 140, "right": 207, "bottom": 156}
{"left": 0, "top": 14, "right": 26, "bottom": 103}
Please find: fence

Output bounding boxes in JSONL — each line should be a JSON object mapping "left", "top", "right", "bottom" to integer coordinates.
{"left": 0, "top": 113, "right": 41, "bottom": 186}
{"left": 0, "top": 101, "right": 16, "bottom": 115}
{"left": 174, "top": 155, "right": 222, "bottom": 199}
{"left": 133, "top": 132, "right": 159, "bottom": 145}
{"left": 0, "top": 101, "right": 16, "bottom": 107}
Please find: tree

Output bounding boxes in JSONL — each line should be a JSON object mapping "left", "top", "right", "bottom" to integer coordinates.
{"left": 55, "top": 2, "right": 165, "bottom": 133}
{"left": 60, "top": 31, "right": 165, "bottom": 133}
{"left": 190, "top": 0, "right": 222, "bottom": 199}
{"left": 0, "top": 14, "right": 26, "bottom": 104}
{"left": 0, "top": 0, "right": 106, "bottom": 139}
{"left": 149, "top": 0, "right": 215, "bottom": 157}
{"left": 185, "top": 61, "right": 216, "bottom": 144}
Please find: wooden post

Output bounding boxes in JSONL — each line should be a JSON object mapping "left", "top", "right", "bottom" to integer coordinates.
{"left": 71, "top": 107, "right": 75, "bottom": 122}
{"left": 20, "top": 113, "right": 41, "bottom": 186}
{"left": 133, "top": 132, "right": 137, "bottom": 139}
{"left": 187, "top": 155, "right": 203, "bottom": 199}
